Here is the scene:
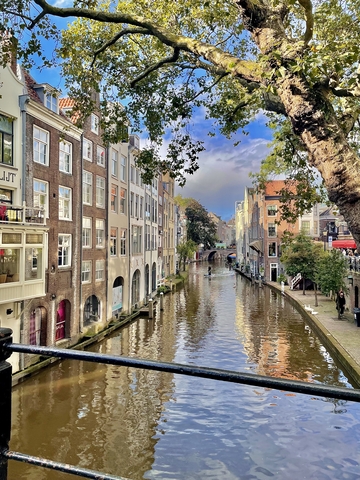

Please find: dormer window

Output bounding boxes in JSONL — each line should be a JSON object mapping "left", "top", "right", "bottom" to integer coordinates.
{"left": 45, "top": 92, "right": 58, "bottom": 113}
{"left": 91, "top": 114, "right": 99, "bottom": 134}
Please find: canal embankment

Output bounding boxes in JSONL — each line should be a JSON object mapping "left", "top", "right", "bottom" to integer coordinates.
{"left": 235, "top": 268, "right": 360, "bottom": 386}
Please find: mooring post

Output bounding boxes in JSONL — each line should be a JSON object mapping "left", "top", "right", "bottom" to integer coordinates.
{"left": 0, "top": 328, "right": 13, "bottom": 480}
{"left": 148, "top": 299, "right": 153, "bottom": 319}
{"left": 160, "top": 292, "right": 164, "bottom": 311}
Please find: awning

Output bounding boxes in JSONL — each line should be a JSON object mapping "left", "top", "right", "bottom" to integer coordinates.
{"left": 331, "top": 239, "right": 357, "bottom": 249}
{"left": 249, "top": 240, "right": 263, "bottom": 253}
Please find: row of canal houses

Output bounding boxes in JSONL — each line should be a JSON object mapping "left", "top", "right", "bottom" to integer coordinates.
{"left": 235, "top": 180, "right": 353, "bottom": 282}
{"left": 0, "top": 58, "right": 180, "bottom": 373}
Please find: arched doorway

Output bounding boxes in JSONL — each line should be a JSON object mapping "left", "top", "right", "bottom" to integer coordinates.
{"left": 131, "top": 269, "right": 141, "bottom": 307}
{"left": 30, "top": 306, "right": 47, "bottom": 345}
{"left": 152, "top": 262, "right": 157, "bottom": 292}
{"left": 145, "top": 264, "right": 149, "bottom": 297}
{"left": 84, "top": 295, "right": 100, "bottom": 326}
{"left": 56, "top": 300, "right": 70, "bottom": 341}
{"left": 112, "top": 276, "right": 124, "bottom": 318}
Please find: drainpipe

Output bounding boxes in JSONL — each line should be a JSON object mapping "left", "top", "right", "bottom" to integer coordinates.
{"left": 128, "top": 144, "right": 132, "bottom": 314}
{"left": 79, "top": 134, "right": 84, "bottom": 333}
{"left": 18, "top": 95, "right": 29, "bottom": 370}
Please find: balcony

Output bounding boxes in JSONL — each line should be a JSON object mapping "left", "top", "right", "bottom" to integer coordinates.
{"left": 0, "top": 204, "right": 46, "bottom": 226}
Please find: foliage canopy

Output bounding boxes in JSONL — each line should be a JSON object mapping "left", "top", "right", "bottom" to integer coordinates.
{"left": 4, "top": 0, "right": 360, "bottom": 242}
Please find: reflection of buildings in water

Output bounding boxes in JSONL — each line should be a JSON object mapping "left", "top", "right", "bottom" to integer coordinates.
{"left": 234, "top": 282, "right": 343, "bottom": 385}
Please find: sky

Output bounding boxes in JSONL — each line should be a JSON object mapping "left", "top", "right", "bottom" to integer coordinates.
{"left": 27, "top": 4, "right": 274, "bottom": 223}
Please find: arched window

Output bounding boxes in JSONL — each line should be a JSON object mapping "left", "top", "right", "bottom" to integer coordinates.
{"left": 152, "top": 262, "right": 157, "bottom": 291}
{"left": 112, "top": 277, "right": 124, "bottom": 316}
{"left": 84, "top": 295, "right": 100, "bottom": 326}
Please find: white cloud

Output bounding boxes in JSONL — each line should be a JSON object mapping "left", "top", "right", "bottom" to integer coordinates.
{"left": 177, "top": 136, "right": 271, "bottom": 220}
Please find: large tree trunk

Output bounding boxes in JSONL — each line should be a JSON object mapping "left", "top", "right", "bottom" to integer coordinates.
{"left": 236, "top": 0, "right": 360, "bottom": 248}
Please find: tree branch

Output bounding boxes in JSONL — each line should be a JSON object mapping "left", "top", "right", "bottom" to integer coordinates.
{"left": 130, "top": 48, "right": 181, "bottom": 87}
{"left": 297, "top": 0, "right": 314, "bottom": 45}
{"left": 91, "top": 27, "right": 150, "bottom": 67}
{"left": 33, "top": 0, "right": 263, "bottom": 84}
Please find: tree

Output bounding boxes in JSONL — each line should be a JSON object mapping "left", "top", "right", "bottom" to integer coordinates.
{"left": 5, "top": 1, "right": 360, "bottom": 245}
{"left": 185, "top": 200, "right": 217, "bottom": 249}
{"left": 316, "top": 249, "right": 349, "bottom": 299}
{"left": 281, "top": 231, "right": 323, "bottom": 296}
{"left": 177, "top": 239, "right": 197, "bottom": 272}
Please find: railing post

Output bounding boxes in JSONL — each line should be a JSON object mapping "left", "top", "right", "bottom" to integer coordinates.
{"left": 0, "top": 328, "right": 13, "bottom": 480}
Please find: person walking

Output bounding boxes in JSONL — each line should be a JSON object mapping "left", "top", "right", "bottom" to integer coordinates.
{"left": 208, "top": 266, "right": 212, "bottom": 276}
{"left": 336, "top": 290, "right": 346, "bottom": 319}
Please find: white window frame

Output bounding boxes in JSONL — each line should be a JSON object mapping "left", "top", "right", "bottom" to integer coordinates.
{"left": 111, "top": 184, "right": 118, "bottom": 213}
{"left": 59, "top": 186, "right": 72, "bottom": 220}
{"left": 111, "top": 149, "right": 118, "bottom": 177}
{"left": 83, "top": 171, "right": 93, "bottom": 205}
{"left": 110, "top": 227, "right": 117, "bottom": 256}
{"left": 82, "top": 260, "right": 92, "bottom": 283}
{"left": 95, "top": 260, "right": 104, "bottom": 281}
{"left": 96, "top": 176, "right": 105, "bottom": 208}
{"left": 268, "top": 242, "right": 277, "bottom": 257}
{"left": 58, "top": 234, "right": 72, "bottom": 267}
{"left": 120, "top": 155, "right": 127, "bottom": 182}
{"left": 45, "top": 92, "right": 58, "bottom": 113}
{"left": 33, "top": 179, "right": 49, "bottom": 218}
{"left": 83, "top": 138, "right": 93, "bottom": 162}
{"left": 91, "top": 114, "right": 99, "bottom": 134}
{"left": 120, "top": 188, "right": 126, "bottom": 214}
{"left": 82, "top": 217, "right": 92, "bottom": 248}
{"left": 33, "top": 126, "right": 49, "bottom": 165}
{"left": 96, "top": 219, "right": 105, "bottom": 248}
{"left": 59, "top": 140, "right": 72, "bottom": 174}
{"left": 120, "top": 228, "right": 126, "bottom": 256}
{"left": 268, "top": 223, "right": 277, "bottom": 238}
{"left": 97, "top": 145, "right": 105, "bottom": 167}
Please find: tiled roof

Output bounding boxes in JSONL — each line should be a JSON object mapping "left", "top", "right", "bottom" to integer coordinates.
{"left": 23, "top": 70, "right": 43, "bottom": 104}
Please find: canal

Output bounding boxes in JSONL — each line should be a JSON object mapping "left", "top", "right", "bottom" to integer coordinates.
{"left": 9, "top": 262, "right": 360, "bottom": 479}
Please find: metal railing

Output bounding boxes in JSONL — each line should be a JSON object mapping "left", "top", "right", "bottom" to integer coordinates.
{"left": 1, "top": 327, "right": 360, "bottom": 480}
{"left": 0, "top": 204, "right": 45, "bottom": 226}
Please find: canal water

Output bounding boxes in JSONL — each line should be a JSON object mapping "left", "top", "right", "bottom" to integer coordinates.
{"left": 9, "top": 262, "right": 360, "bottom": 479}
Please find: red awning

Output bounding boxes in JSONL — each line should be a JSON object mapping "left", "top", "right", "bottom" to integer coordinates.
{"left": 331, "top": 239, "right": 357, "bottom": 249}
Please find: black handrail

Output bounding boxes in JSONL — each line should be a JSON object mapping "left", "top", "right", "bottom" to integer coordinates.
{"left": 1, "top": 328, "right": 360, "bottom": 479}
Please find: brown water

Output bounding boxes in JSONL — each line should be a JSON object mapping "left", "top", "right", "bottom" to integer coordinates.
{"left": 9, "top": 262, "right": 360, "bottom": 479}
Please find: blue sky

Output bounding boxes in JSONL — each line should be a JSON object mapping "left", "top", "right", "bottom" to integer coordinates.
{"left": 29, "top": 6, "right": 273, "bottom": 222}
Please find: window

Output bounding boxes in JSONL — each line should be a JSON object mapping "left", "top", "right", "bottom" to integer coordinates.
{"left": 110, "top": 227, "right": 117, "bottom": 256}
{"left": 96, "top": 176, "right": 105, "bottom": 208}
{"left": 146, "top": 224, "right": 150, "bottom": 250}
{"left": 268, "top": 242, "right": 277, "bottom": 257}
{"left": 33, "top": 126, "right": 49, "bottom": 165}
{"left": 132, "top": 225, "right": 142, "bottom": 254}
{"left": 91, "top": 114, "right": 99, "bottom": 134}
{"left": 268, "top": 223, "right": 276, "bottom": 237}
{"left": 130, "top": 192, "right": 134, "bottom": 217}
{"left": 82, "top": 260, "right": 92, "bottom": 283}
{"left": 96, "top": 219, "right": 105, "bottom": 247}
{"left": 0, "top": 115, "right": 13, "bottom": 165}
{"left": 145, "top": 194, "right": 151, "bottom": 218}
{"left": 111, "top": 184, "right": 118, "bottom": 213}
{"left": 59, "top": 186, "right": 72, "bottom": 220}
{"left": 139, "top": 197, "right": 143, "bottom": 219}
{"left": 97, "top": 145, "right": 105, "bottom": 166}
{"left": 58, "top": 234, "right": 71, "bottom": 267}
{"left": 120, "top": 155, "right": 127, "bottom": 182}
{"left": 83, "top": 171, "right": 92, "bottom": 205}
{"left": 267, "top": 205, "right": 277, "bottom": 216}
{"left": 136, "top": 169, "right": 140, "bottom": 185}
{"left": 302, "top": 221, "right": 311, "bottom": 235}
{"left": 95, "top": 260, "right": 104, "bottom": 281}
{"left": 120, "top": 229, "right": 127, "bottom": 255}
{"left": 45, "top": 92, "right": 58, "bottom": 112}
{"left": 130, "top": 165, "right": 135, "bottom": 183}
{"left": 59, "top": 140, "right": 72, "bottom": 174}
{"left": 83, "top": 138, "right": 92, "bottom": 162}
{"left": 82, "top": 217, "right": 92, "bottom": 248}
{"left": 111, "top": 149, "right": 118, "bottom": 177}
{"left": 313, "top": 220, "right": 318, "bottom": 236}
{"left": 33, "top": 179, "right": 48, "bottom": 218}
{"left": 120, "top": 188, "right": 126, "bottom": 214}
{"left": 135, "top": 195, "right": 139, "bottom": 218}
